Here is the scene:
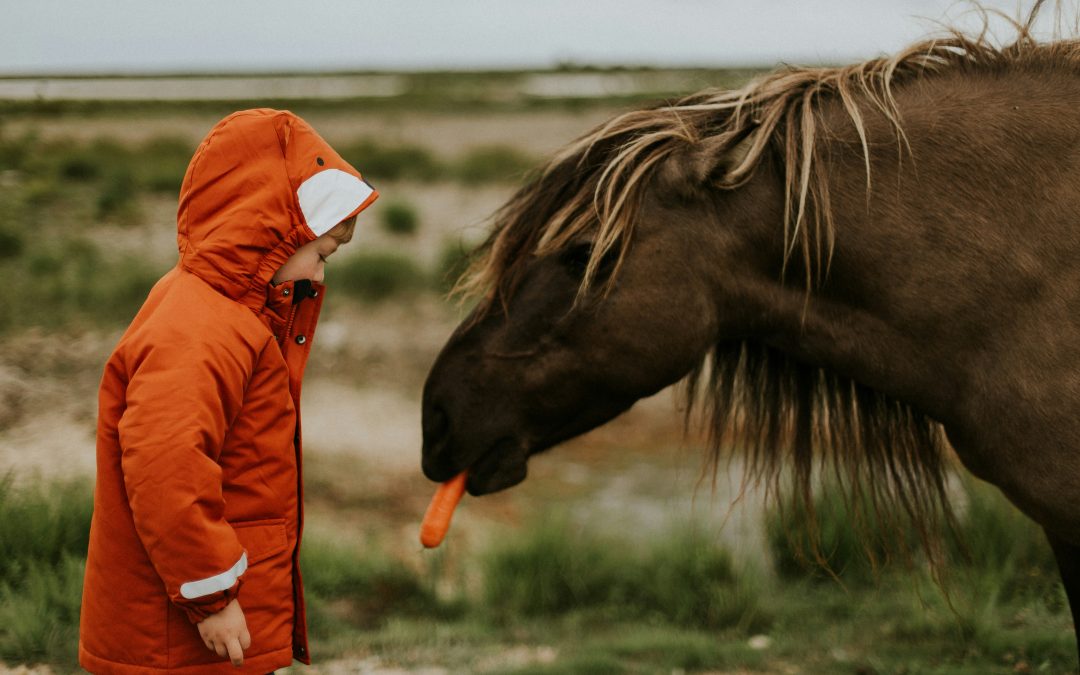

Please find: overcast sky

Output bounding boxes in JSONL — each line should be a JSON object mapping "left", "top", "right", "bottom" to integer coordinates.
{"left": 5, "top": 1, "right": 1072, "bottom": 75}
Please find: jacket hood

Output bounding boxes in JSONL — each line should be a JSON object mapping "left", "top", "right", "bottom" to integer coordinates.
{"left": 176, "top": 108, "right": 377, "bottom": 309}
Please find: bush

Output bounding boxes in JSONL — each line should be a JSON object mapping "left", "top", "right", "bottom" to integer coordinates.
{"left": 0, "top": 236, "right": 158, "bottom": 333}
{"left": 0, "top": 129, "right": 34, "bottom": 172}
{"left": 138, "top": 135, "right": 193, "bottom": 194}
{"left": 326, "top": 252, "right": 425, "bottom": 302}
{"left": 96, "top": 168, "right": 140, "bottom": 220}
{"left": 379, "top": 200, "right": 420, "bottom": 236}
{"left": 0, "top": 226, "right": 24, "bottom": 260}
{"left": 0, "top": 479, "right": 92, "bottom": 667}
{"left": 949, "top": 481, "right": 1060, "bottom": 603}
{"left": 481, "top": 513, "right": 764, "bottom": 629}
{"left": 339, "top": 139, "right": 442, "bottom": 182}
{"left": 453, "top": 145, "right": 537, "bottom": 184}
{"left": 301, "top": 537, "right": 444, "bottom": 629}
{"left": 434, "top": 237, "right": 474, "bottom": 294}
{"left": 0, "top": 478, "right": 93, "bottom": 583}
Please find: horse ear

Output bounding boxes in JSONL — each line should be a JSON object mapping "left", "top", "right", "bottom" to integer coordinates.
{"left": 657, "top": 132, "right": 755, "bottom": 196}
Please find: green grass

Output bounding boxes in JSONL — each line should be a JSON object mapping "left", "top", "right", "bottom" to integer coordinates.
{"left": 481, "top": 512, "right": 768, "bottom": 631}
{"left": 0, "top": 478, "right": 1075, "bottom": 673}
{"left": 378, "top": 199, "right": 420, "bottom": 236}
{"left": 0, "top": 478, "right": 92, "bottom": 667}
{"left": 453, "top": 145, "right": 538, "bottom": 184}
{"left": 325, "top": 251, "right": 426, "bottom": 302}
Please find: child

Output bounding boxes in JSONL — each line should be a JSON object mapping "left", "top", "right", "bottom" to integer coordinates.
{"left": 79, "top": 109, "right": 378, "bottom": 673}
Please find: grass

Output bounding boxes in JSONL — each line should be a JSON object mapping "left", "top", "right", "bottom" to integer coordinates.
{"left": 0, "top": 478, "right": 92, "bottom": 667}
{"left": 378, "top": 199, "right": 420, "bottom": 236}
{"left": 325, "top": 251, "right": 427, "bottom": 302}
{"left": 0, "top": 477, "right": 1075, "bottom": 673}
{"left": 482, "top": 513, "right": 767, "bottom": 631}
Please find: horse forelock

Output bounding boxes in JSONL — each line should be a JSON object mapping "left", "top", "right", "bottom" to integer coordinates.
{"left": 457, "top": 2, "right": 1077, "bottom": 316}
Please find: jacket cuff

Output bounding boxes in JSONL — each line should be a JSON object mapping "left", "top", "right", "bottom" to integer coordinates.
{"left": 179, "top": 578, "right": 242, "bottom": 624}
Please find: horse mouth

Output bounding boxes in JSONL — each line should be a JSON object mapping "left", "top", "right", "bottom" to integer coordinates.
{"left": 463, "top": 437, "right": 531, "bottom": 495}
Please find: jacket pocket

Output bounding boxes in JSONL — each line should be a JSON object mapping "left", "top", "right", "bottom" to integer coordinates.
{"left": 231, "top": 518, "right": 288, "bottom": 565}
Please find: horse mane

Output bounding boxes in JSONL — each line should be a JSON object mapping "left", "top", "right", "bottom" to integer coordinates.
{"left": 457, "top": 2, "right": 1070, "bottom": 571}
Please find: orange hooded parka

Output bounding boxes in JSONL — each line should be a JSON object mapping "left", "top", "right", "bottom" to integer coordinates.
{"left": 80, "top": 109, "right": 377, "bottom": 674}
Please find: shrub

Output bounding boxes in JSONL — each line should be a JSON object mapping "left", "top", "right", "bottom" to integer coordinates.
{"left": 339, "top": 139, "right": 442, "bottom": 182}
{"left": 326, "top": 252, "right": 425, "bottom": 302}
{"left": 0, "top": 129, "right": 34, "bottom": 172}
{"left": 301, "top": 537, "right": 443, "bottom": 629}
{"left": 96, "top": 168, "right": 140, "bottom": 221}
{"left": 434, "top": 237, "right": 475, "bottom": 294}
{"left": 1, "top": 237, "right": 158, "bottom": 332}
{"left": 766, "top": 486, "right": 915, "bottom": 585}
{"left": 0, "top": 478, "right": 93, "bottom": 582}
{"left": 58, "top": 151, "right": 100, "bottom": 181}
{"left": 948, "top": 480, "right": 1060, "bottom": 603}
{"left": 481, "top": 513, "right": 764, "bottom": 629}
{"left": 0, "top": 226, "right": 24, "bottom": 260}
{"left": 0, "top": 479, "right": 91, "bottom": 667}
{"left": 138, "top": 135, "right": 193, "bottom": 194}
{"left": 453, "top": 145, "right": 537, "bottom": 184}
{"left": 379, "top": 200, "right": 420, "bottom": 236}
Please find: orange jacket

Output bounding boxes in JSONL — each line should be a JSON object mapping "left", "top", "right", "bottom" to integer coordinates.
{"left": 79, "top": 109, "right": 377, "bottom": 674}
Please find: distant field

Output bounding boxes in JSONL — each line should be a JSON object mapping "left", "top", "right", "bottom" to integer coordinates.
{"left": 0, "top": 68, "right": 764, "bottom": 114}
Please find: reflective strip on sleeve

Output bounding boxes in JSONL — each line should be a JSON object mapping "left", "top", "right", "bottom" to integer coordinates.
{"left": 297, "top": 169, "right": 376, "bottom": 236}
{"left": 179, "top": 552, "right": 248, "bottom": 600}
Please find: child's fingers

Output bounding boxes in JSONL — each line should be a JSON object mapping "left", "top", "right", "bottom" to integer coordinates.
{"left": 225, "top": 637, "right": 244, "bottom": 667}
{"left": 214, "top": 640, "right": 228, "bottom": 659}
{"left": 239, "top": 626, "right": 251, "bottom": 650}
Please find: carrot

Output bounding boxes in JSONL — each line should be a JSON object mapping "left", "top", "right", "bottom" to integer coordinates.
{"left": 419, "top": 471, "right": 468, "bottom": 548}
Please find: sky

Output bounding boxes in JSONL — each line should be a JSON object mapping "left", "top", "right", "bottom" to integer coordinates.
{"left": 4, "top": 1, "right": 1072, "bottom": 75}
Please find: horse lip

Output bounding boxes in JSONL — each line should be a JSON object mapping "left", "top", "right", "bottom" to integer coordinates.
{"left": 465, "top": 437, "right": 530, "bottom": 495}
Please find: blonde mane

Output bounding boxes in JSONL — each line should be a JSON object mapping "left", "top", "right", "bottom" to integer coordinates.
{"left": 459, "top": 1, "right": 1074, "bottom": 309}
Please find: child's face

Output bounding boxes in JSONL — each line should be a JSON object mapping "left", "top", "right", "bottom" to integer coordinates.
{"left": 272, "top": 215, "right": 356, "bottom": 285}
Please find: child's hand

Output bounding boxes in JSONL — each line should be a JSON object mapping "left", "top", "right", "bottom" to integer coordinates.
{"left": 196, "top": 599, "right": 251, "bottom": 667}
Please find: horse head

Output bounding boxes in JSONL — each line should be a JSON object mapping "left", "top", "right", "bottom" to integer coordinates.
{"left": 420, "top": 118, "right": 767, "bottom": 495}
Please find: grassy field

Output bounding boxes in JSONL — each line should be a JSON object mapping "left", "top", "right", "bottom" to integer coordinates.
{"left": 0, "top": 474, "right": 1072, "bottom": 674}
{"left": 0, "top": 75, "right": 1076, "bottom": 674}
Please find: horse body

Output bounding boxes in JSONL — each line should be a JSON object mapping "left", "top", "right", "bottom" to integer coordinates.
{"left": 421, "top": 30, "right": 1080, "bottom": 654}
{"left": 775, "top": 66, "right": 1080, "bottom": 537}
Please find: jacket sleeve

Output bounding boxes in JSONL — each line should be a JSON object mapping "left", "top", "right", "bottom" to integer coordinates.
{"left": 117, "top": 327, "right": 258, "bottom": 624}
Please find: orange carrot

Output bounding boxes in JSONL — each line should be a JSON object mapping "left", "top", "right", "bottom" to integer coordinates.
{"left": 419, "top": 471, "right": 468, "bottom": 548}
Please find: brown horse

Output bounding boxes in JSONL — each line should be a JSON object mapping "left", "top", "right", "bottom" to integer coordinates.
{"left": 420, "top": 5, "right": 1080, "bottom": 655}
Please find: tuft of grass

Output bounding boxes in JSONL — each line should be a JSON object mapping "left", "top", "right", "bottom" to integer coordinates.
{"left": 482, "top": 513, "right": 765, "bottom": 630}
{"left": 378, "top": 199, "right": 420, "bottom": 236}
{"left": 301, "top": 537, "right": 449, "bottom": 630}
{"left": 0, "top": 225, "right": 24, "bottom": 260}
{"left": 339, "top": 139, "right": 442, "bottom": 183}
{"left": 452, "top": 145, "right": 537, "bottom": 184}
{"left": 0, "top": 478, "right": 93, "bottom": 582}
{"left": 0, "top": 479, "right": 92, "bottom": 667}
{"left": 0, "top": 233, "right": 159, "bottom": 333}
{"left": 433, "top": 237, "right": 475, "bottom": 294}
{"left": 766, "top": 487, "right": 908, "bottom": 585}
{"left": 137, "top": 135, "right": 194, "bottom": 194}
{"left": 96, "top": 168, "right": 140, "bottom": 221}
{"left": 326, "top": 251, "right": 426, "bottom": 302}
{"left": 948, "top": 480, "right": 1060, "bottom": 603}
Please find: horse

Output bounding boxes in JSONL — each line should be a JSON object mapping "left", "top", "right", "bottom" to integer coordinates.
{"left": 419, "top": 5, "right": 1080, "bottom": 657}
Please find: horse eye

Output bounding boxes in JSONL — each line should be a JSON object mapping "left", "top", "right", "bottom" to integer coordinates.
{"left": 560, "top": 244, "right": 593, "bottom": 276}
{"left": 559, "top": 243, "right": 620, "bottom": 280}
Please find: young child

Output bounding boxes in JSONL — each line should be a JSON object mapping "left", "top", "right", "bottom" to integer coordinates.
{"left": 79, "top": 109, "right": 378, "bottom": 673}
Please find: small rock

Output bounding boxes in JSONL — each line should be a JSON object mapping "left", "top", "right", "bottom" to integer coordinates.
{"left": 748, "top": 634, "right": 772, "bottom": 650}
